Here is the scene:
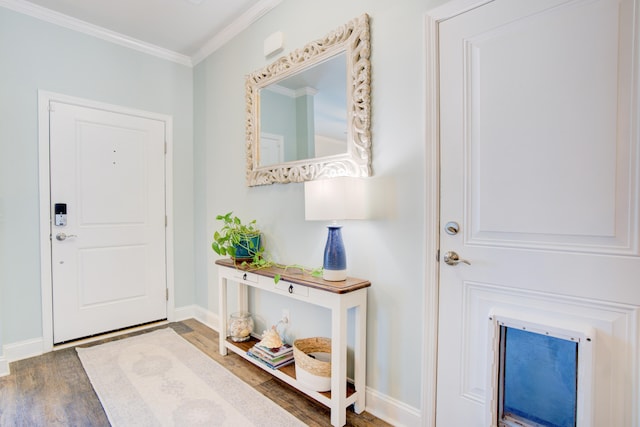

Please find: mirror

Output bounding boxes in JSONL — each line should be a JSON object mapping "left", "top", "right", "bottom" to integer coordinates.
{"left": 259, "top": 52, "right": 347, "bottom": 166}
{"left": 245, "top": 14, "right": 371, "bottom": 186}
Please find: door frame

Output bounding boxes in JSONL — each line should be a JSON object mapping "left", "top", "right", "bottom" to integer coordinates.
{"left": 422, "top": 1, "right": 493, "bottom": 426}
{"left": 37, "top": 90, "right": 175, "bottom": 352}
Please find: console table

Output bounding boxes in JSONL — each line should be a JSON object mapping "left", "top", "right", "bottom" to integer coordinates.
{"left": 216, "top": 259, "right": 370, "bottom": 427}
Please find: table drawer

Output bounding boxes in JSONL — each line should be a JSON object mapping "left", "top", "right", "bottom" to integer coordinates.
{"left": 230, "top": 270, "right": 258, "bottom": 283}
{"left": 274, "top": 281, "right": 309, "bottom": 297}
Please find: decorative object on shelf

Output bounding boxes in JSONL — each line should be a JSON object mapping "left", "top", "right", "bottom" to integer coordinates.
{"left": 257, "top": 326, "right": 284, "bottom": 349}
{"left": 293, "top": 337, "right": 332, "bottom": 392}
{"left": 247, "top": 326, "right": 294, "bottom": 369}
{"left": 227, "top": 312, "right": 254, "bottom": 342}
{"left": 212, "top": 212, "right": 263, "bottom": 263}
{"left": 247, "top": 342, "right": 294, "bottom": 370}
{"left": 304, "top": 177, "right": 370, "bottom": 281}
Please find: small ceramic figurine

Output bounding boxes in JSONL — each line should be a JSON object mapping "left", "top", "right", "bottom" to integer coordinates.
{"left": 258, "top": 326, "right": 283, "bottom": 349}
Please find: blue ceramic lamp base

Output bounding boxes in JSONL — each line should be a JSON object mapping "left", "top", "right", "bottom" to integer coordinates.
{"left": 323, "top": 225, "right": 347, "bottom": 281}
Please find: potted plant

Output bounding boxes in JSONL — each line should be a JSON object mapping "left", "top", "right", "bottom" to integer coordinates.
{"left": 212, "top": 212, "right": 263, "bottom": 263}
{"left": 212, "top": 212, "right": 323, "bottom": 281}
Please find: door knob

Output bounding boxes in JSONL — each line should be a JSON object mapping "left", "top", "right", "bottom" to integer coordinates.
{"left": 443, "top": 251, "right": 470, "bottom": 266}
{"left": 56, "top": 232, "right": 77, "bottom": 241}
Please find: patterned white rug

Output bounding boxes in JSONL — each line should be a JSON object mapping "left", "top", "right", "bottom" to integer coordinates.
{"left": 76, "top": 328, "right": 305, "bottom": 426}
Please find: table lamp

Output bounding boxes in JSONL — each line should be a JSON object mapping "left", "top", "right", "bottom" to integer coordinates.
{"left": 304, "top": 177, "right": 368, "bottom": 281}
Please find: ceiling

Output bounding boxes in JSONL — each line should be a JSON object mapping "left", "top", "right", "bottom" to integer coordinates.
{"left": 3, "top": 0, "right": 281, "bottom": 65}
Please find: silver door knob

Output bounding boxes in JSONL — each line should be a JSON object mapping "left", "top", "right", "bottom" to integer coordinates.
{"left": 56, "top": 232, "right": 77, "bottom": 241}
{"left": 443, "top": 251, "right": 470, "bottom": 266}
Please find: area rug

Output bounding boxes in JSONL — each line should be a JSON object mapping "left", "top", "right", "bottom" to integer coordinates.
{"left": 76, "top": 328, "right": 305, "bottom": 426}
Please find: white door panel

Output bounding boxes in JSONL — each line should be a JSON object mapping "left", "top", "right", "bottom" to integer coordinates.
{"left": 78, "top": 122, "right": 147, "bottom": 225}
{"left": 50, "top": 102, "right": 167, "bottom": 344}
{"left": 436, "top": 0, "right": 640, "bottom": 425}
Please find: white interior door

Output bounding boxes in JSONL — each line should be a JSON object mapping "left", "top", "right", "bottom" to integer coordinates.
{"left": 50, "top": 101, "right": 167, "bottom": 344}
{"left": 436, "top": 0, "right": 640, "bottom": 425}
{"left": 259, "top": 132, "right": 284, "bottom": 166}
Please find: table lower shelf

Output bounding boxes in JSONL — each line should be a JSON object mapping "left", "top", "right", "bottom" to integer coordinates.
{"left": 224, "top": 337, "right": 357, "bottom": 408}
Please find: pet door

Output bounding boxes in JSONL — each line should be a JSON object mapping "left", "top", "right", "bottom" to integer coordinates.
{"left": 488, "top": 316, "right": 594, "bottom": 427}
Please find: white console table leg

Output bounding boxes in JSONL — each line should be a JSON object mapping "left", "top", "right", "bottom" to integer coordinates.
{"left": 218, "top": 276, "right": 228, "bottom": 355}
{"left": 331, "top": 299, "right": 348, "bottom": 427}
{"left": 353, "top": 293, "right": 367, "bottom": 414}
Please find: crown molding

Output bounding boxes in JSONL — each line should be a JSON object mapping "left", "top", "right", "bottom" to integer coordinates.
{"left": 264, "top": 83, "right": 295, "bottom": 97}
{"left": 191, "top": 0, "right": 282, "bottom": 65}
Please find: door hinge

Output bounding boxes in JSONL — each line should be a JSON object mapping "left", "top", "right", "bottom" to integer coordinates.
{"left": 164, "top": 141, "right": 167, "bottom": 154}
{"left": 165, "top": 215, "right": 168, "bottom": 227}
{"left": 166, "top": 288, "right": 169, "bottom": 301}
{"left": 436, "top": 249, "right": 440, "bottom": 262}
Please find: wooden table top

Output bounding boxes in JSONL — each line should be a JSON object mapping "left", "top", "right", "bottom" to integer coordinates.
{"left": 215, "top": 258, "right": 371, "bottom": 294}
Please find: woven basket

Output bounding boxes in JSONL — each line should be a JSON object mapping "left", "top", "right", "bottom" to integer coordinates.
{"left": 294, "top": 337, "right": 331, "bottom": 391}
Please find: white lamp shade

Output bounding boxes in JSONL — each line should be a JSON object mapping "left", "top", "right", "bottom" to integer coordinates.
{"left": 304, "top": 177, "right": 370, "bottom": 221}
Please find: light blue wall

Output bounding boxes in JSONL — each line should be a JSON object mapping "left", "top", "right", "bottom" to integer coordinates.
{"left": 195, "top": 0, "right": 433, "bottom": 408}
{"left": 0, "top": 7, "right": 194, "bottom": 344}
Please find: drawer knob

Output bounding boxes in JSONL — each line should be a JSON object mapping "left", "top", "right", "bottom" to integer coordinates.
{"left": 288, "top": 284, "right": 294, "bottom": 294}
{"left": 243, "top": 273, "right": 247, "bottom": 280}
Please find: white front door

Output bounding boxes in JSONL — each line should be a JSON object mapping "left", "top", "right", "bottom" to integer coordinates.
{"left": 50, "top": 101, "right": 167, "bottom": 344}
{"left": 436, "top": 0, "right": 640, "bottom": 425}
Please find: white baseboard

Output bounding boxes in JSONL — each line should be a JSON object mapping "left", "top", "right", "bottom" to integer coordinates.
{"left": 4, "top": 337, "right": 44, "bottom": 364}
{"left": 365, "top": 386, "right": 422, "bottom": 427}
{"left": 193, "top": 305, "right": 219, "bottom": 331}
{"left": 172, "top": 304, "right": 198, "bottom": 322}
{"left": 0, "top": 356, "right": 9, "bottom": 377}
{"left": 173, "top": 304, "right": 219, "bottom": 332}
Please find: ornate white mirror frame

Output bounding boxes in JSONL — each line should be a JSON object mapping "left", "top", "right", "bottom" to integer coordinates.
{"left": 245, "top": 14, "right": 371, "bottom": 186}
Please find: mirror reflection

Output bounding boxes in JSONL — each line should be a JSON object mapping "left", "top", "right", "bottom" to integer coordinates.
{"left": 259, "top": 53, "right": 347, "bottom": 167}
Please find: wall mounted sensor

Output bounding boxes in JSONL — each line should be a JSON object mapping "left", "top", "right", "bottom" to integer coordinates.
{"left": 264, "top": 31, "right": 284, "bottom": 57}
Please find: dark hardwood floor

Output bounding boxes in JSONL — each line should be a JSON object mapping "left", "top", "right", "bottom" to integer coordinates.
{"left": 0, "top": 319, "right": 392, "bottom": 426}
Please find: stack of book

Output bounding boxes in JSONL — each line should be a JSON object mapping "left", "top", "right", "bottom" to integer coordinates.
{"left": 247, "top": 343, "right": 294, "bottom": 369}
